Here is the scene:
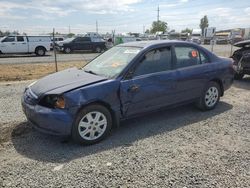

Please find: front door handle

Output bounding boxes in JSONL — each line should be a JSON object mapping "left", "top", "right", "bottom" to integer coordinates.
{"left": 11, "top": 43, "right": 16, "bottom": 45}
{"left": 128, "top": 84, "right": 139, "bottom": 92}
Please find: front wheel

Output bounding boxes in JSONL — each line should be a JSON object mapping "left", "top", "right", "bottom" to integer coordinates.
{"left": 196, "top": 81, "right": 221, "bottom": 111}
{"left": 95, "top": 46, "right": 102, "bottom": 53}
{"left": 64, "top": 47, "right": 71, "bottom": 54}
{"left": 72, "top": 104, "right": 112, "bottom": 145}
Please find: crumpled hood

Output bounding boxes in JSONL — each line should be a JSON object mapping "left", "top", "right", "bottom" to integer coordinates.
{"left": 30, "top": 67, "right": 107, "bottom": 97}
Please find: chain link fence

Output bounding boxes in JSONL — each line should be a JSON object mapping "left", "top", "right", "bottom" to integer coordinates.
{"left": 201, "top": 44, "right": 239, "bottom": 57}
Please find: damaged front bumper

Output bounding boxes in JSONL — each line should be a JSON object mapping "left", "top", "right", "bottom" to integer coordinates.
{"left": 21, "top": 95, "right": 74, "bottom": 136}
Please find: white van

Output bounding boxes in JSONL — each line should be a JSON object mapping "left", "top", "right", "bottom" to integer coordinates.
{"left": 0, "top": 35, "right": 51, "bottom": 56}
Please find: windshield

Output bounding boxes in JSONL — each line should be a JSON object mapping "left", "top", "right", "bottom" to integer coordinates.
{"left": 83, "top": 46, "right": 141, "bottom": 78}
{"left": 63, "top": 38, "right": 74, "bottom": 42}
{"left": 0, "top": 36, "right": 6, "bottom": 42}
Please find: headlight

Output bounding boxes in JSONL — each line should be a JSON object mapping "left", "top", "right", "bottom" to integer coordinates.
{"left": 54, "top": 96, "right": 65, "bottom": 109}
{"left": 40, "top": 95, "right": 65, "bottom": 109}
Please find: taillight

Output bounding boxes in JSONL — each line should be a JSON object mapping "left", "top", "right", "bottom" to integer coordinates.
{"left": 230, "top": 58, "right": 238, "bottom": 72}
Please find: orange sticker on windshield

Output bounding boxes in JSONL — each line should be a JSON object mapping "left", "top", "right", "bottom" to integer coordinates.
{"left": 191, "top": 50, "right": 198, "bottom": 57}
{"left": 111, "top": 62, "right": 120, "bottom": 67}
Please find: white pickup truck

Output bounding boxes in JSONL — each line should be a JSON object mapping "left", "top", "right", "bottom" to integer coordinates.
{"left": 0, "top": 35, "right": 51, "bottom": 56}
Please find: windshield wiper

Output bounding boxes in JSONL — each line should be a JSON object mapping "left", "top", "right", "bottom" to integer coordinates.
{"left": 83, "top": 69, "right": 98, "bottom": 75}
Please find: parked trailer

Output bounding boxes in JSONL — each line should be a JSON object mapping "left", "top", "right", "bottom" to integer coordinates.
{"left": 203, "top": 27, "right": 216, "bottom": 44}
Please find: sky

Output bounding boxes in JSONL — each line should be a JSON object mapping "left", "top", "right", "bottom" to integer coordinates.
{"left": 0, "top": 0, "right": 250, "bottom": 35}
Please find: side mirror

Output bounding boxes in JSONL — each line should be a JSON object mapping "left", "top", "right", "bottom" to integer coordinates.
{"left": 125, "top": 70, "right": 134, "bottom": 80}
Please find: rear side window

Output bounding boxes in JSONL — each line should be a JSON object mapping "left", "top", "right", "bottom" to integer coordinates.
{"left": 200, "top": 52, "right": 209, "bottom": 64}
{"left": 17, "top": 36, "right": 24, "bottom": 42}
{"left": 174, "top": 46, "right": 209, "bottom": 69}
{"left": 133, "top": 47, "right": 172, "bottom": 76}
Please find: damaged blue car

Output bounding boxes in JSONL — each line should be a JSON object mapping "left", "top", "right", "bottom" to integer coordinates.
{"left": 22, "top": 41, "right": 234, "bottom": 144}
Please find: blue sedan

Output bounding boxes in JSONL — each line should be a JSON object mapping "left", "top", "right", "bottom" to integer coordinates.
{"left": 22, "top": 40, "right": 234, "bottom": 144}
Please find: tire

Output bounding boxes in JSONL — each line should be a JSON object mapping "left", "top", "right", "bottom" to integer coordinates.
{"left": 196, "top": 81, "right": 221, "bottom": 111}
{"left": 64, "top": 47, "right": 71, "bottom": 54}
{"left": 234, "top": 73, "right": 244, "bottom": 80}
{"left": 95, "top": 46, "right": 102, "bottom": 53}
{"left": 35, "top": 47, "right": 46, "bottom": 56}
{"left": 72, "top": 104, "right": 112, "bottom": 145}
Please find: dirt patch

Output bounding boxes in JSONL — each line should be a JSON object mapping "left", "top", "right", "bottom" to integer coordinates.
{"left": 0, "top": 61, "right": 87, "bottom": 82}
{"left": 0, "top": 122, "right": 32, "bottom": 144}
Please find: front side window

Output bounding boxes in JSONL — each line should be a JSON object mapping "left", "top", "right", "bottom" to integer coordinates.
{"left": 174, "top": 46, "right": 209, "bottom": 68}
{"left": 82, "top": 37, "right": 91, "bottom": 42}
{"left": 74, "top": 37, "right": 84, "bottom": 42}
{"left": 2, "top": 36, "right": 15, "bottom": 42}
{"left": 75, "top": 37, "right": 90, "bottom": 42}
{"left": 133, "top": 47, "right": 172, "bottom": 76}
{"left": 83, "top": 46, "right": 141, "bottom": 78}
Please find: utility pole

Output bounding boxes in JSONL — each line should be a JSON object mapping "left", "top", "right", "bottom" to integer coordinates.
{"left": 157, "top": 5, "right": 160, "bottom": 23}
{"left": 68, "top": 25, "right": 71, "bottom": 34}
{"left": 143, "top": 25, "right": 145, "bottom": 34}
{"left": 52, "top": 28, "right": 58, "bottom": 72}
{"left": 157, "top": 5, "right": 160, "bottom": 32}
{"left": 96, "top": 20, "right": 98, "bottom": 33}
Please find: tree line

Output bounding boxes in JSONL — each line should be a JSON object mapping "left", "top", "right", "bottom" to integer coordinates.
{"left": 147, "top": 15, "right": 209, "bottom": 35}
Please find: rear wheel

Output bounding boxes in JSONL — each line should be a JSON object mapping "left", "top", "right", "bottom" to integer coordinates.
{"left": 35, "top": 47, "right": 46, "bottom": 56}
{"left": 196, "top": 81, "right": 221, "bottom": 111}
{"left": 72, "top": 104, "right": 112, "bottom": 145}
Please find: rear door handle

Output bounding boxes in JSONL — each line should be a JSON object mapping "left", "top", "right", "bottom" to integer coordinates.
{"left": 128, "top": 84, "right": 140, "bottom": 92}
{"left": 22, "top": 43, "right": 27, "bottom": 44}
{"left": 11, "top": 43, "right": 16, "bottom": 45}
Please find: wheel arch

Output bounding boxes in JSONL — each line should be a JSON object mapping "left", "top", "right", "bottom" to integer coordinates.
{"left": 35, "top": 45, "right": 47, "bottom": 52}
{"left": 210, "top": 78, "right": 224, "bottom": 96}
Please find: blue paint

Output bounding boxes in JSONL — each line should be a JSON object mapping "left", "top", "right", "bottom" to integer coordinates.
{"left": 21, "top": 41, "right": 234, "bottom": 136}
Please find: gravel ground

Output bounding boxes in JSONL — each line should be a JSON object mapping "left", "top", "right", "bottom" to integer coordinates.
{"left": 0, "top": 78, "right": 249, "bottom": 188}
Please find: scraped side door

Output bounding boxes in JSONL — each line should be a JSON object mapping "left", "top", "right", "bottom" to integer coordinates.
{"left": 120, "top": 46, "right": 178, "bottom": 117}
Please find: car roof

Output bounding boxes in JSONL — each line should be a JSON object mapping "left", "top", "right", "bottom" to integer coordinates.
{"left": 234, "top": 39, "right": 250, "bottom": 47}
{"left": 117, "top": 40, "right": 196, "bottom": 48}
{"left": 117, "top": 40, "right": 219, "bottom": 61}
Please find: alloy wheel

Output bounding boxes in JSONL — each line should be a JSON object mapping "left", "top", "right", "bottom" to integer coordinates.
{"left": 78, "top": 111, "right": 107, "bottom": 141}
{"left": 205, "top": 86, "right": 219, "bottom": 107}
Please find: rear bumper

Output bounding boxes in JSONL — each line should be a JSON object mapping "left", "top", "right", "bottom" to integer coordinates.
{"left": 21, "top": 97, "right": 74, "bottom": 136}
{"left": 223, "top": 75, "right": 234, "bottom": 92}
